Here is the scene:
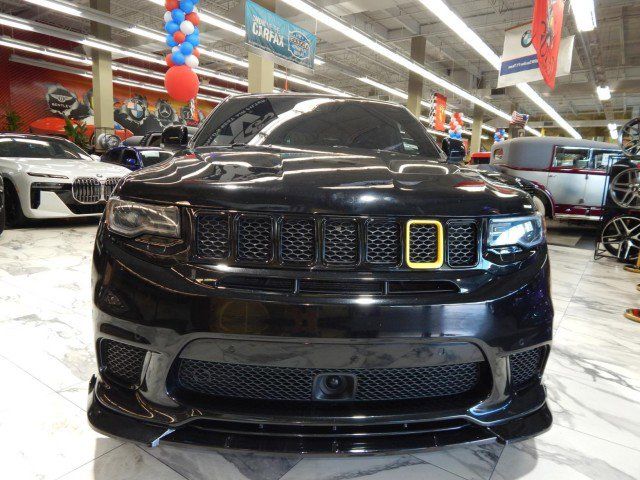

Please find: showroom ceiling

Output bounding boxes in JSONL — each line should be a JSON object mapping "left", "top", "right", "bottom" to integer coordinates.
{"left": 1, "top": 0, "right": 638, "bottom": 134}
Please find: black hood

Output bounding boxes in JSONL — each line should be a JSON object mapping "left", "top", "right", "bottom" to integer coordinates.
{"left": 117, "top": 146, "right": 534, "bottom": 217}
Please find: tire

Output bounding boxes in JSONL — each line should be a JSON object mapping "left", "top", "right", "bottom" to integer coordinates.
{"left": 4, "top": 180, "right": 27, "bottom": 228}
{"left": 600, "top": 215, "right": 640, "bottom": 263}
{"left": 0, "top": 195, "right": 5, "bottom": 236}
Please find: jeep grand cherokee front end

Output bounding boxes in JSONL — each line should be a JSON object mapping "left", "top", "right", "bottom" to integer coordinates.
{"left": 88, "top": 94, "right": 553, "bottom": 454}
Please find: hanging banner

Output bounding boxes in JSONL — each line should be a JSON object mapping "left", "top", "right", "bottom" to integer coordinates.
{"left": 532, "top": 0, "right": 566, "bottom": 89}
{"left": 497, "top": 23, "right": 573, "bottom": 88}
{"left": 433, "top": 93, "right": 447, "bottom": 131}
{"left": 245, "top": 0, "right": 317, "bottom": 74}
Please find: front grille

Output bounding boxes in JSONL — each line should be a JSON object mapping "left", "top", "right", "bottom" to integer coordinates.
{"left": 177, "top": 359, "right": 484, "bottom": 402}
{"left": 100, "top": 339, "right": 147, "bottom": 386}
{"left": 447, "top": 221, "right": 478, "bottom": 267}
{"left": 194, "top": 211, "right": 480, "bottom": 270}
{"left": 237, "top": 216, "right": 273, "bottom": 261}
{"left": 324, "top": 220, "right": 358, "bottom": 265}
{"left": 197, "top": 214, "right": 229, "bottom": 259}
{"left": 509, "top": 347, "right": 544, "bottom": 389}
{"left": 366, "top": 221, "right": 400, "bottom": 265}
{"left": 281, "top": 218, "right": 315, "bottom": 263}
{"left": 72, "top": 177, "right": 101, "bottom": 203}
{"left": 103, "top": 177, "right": 119, "bottom": 200}
{"left": 408, "top": 222, "right": 439, "bottom": 264}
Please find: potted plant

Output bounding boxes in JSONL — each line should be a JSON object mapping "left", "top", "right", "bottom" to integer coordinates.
{"left": 63, "top": 116, "right": 89, "bottom": 150}
{"left": 3, "top": 108, "right": 22, "bottom": 132}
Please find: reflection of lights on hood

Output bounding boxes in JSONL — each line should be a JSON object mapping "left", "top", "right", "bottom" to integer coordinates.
{"left": 397, "top": 163, "right": 450, "bottom": 174}
{"left": 354, "top": 296, "right": 376, "bottom": 305}
{"left": 454, "top": 181, "right": 486, "bottom": 192}
{"left": 360, "top": 194, "right": 376, "bottom": 202}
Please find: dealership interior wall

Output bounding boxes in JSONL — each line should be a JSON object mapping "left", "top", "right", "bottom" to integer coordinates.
{"left": 1, "top": 0, "right": 640, "bottom": 479}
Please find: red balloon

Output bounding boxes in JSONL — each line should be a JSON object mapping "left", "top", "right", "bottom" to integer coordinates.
{"left": 192, "top": 47, "right": 200, "bottom": 58}
{"left": 165, "top": 65, "right": 199, "bottom": 102}
{"left": 165, "top": 53, "right": 174, "bottom": 68}
{"left": 185, "top": 12, "right": 199, "bottom": 26}
{"left": 173, "top": 31, "right": 186, "bottom": 44}
{"left": 165, "top": 0, "right": 178, "bottom": 10}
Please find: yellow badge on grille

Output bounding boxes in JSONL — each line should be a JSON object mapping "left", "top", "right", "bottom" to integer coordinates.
{"left": 406, "top": 220, "right": 444, "bottom": 269}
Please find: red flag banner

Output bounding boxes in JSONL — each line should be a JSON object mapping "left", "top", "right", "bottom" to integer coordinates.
{"left": 532, "top": 0, "right": 565, "bottom": 89}
{"left": 433, "top": 93, "right": 447, "bottom": 131}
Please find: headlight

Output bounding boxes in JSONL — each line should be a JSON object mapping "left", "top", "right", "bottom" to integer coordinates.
{"left": 27, "top": 172, "right": 69, "bottom": 179}
{"left": 487, "top": 214, "right": 544, "bottom": 249}
{"left": 106, "top": 198, "right": 180, "bottom": 238}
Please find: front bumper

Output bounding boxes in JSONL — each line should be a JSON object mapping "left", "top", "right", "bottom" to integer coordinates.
{"left": 88, "top": 233, "right": 553, "bottom": 454}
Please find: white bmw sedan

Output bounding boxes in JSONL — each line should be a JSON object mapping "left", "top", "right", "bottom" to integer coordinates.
{"left": 0, "top": 134, "right": 130, "bottom": 226}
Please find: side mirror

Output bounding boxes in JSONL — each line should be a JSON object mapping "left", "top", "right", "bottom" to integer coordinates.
{"left": 442, "top": 138, "right": 466, "bottom": 164}
{"left": 161, "top": 125, "right": 189, "bottom": 148}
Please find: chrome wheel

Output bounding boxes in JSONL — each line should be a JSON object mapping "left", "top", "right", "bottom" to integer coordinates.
{"left": 619, "top": 117, "right": 640, "bottom": 158}
{"left": 601, "top": 215, "right": 640, "bottom": 263}
{"left": 609, "top": 167, "right": 640, "bottom": 209}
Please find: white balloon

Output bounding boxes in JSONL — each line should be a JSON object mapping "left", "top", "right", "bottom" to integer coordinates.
{"left": 180, "top": 20, "right": 195, "bottom": 35}
{"left": 163, "top": 11, "right": 172, "bottom": 23}
{"left": 172, "top": 46, "right": 180, "bottom": 53}
{"left": 185, "top": 54, "right": 199, "bottom": 68}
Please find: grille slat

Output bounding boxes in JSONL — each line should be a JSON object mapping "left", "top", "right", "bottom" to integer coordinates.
{"left": 447, "top": 221, "right": 478, "bottom": 267}
{"left": 366, "top": 221, "right": 400, "bottom": 265}
{"left": 101, "top": 339, "right": 146, "bottom": 386}
{"left": 103, "top": 177, "right": 119, "bottom": 200}
{"left": 237, "top": 216, "right": 273, "bottom": 261}
{"left": 197, "top": 214, "right": 229, "bottom": 259}
{"left": 324, "top": 220, "right": 358, "bottom": 265}
{"left": 509, "top": 347, "right": 544, "bottom": 389}
{"left": 281, "top": 218, "right": 315, "bottom": 263}
{"left": 177, "top": 359, "right": 484, "bottom": 402}
{"left": 72, "top": 177, "right": 101, "bottom": 203}
{"left": 408, "top": 223, "right": 439, "bottom": 265}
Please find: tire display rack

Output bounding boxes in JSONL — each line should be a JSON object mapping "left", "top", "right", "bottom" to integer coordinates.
{"left": 595, "top": 117, "right": 640, "bottom": 264}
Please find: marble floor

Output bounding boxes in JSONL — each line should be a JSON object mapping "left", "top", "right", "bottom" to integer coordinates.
{"left": 1, "top": 219, "right": 639, "bottom": 480}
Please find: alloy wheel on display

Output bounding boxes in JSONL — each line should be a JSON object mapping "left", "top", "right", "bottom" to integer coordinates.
{"left": 618, "top": 117, "right": 640, "bottom": 158}
{"left": 609, "top": 168, "right": 640, "bottom": 209}
{"left": 600, "top": 215, "right": 640, "bottom": 263}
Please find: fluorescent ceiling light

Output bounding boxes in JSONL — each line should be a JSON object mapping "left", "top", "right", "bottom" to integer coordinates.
{"left": 275, "top": 71, "right": 350, "bottom": 96}
{"left": 282, "top": 0, "right": 513, "bottom": 123}
{"left": 0, "top": 17, "right": 35, "bottom": 31}
{"left": 199, "top": 12, "right": 246, "bottom": 37}
{"left": 200, "top": 48, "right": 249, "bottom": 69}
{"left": 0, "top": 37, "right": 92, "bottom": 65}
{"left": 127, "top": 27, "right": 166, "bottom": 43}
{"left": 416, "top": 0, "right": 500, "bottom": 69}
{"left": 81, "top": 38, "right": 165, "bottom": 66}
{"left": 570, "top": 0, "right": 597, "bottom": 32}
{"left": 315, "top": 57, "right": 325, "bottom": 65}
{"left": 24, "top": 0, "right": 82, "bottom": 16}
{"left": 415, "top": 0, "right": 574, "bottom": 138}
{"left": 596, "top": 85, "right": 611, "bottom": 101}
{"left": 607, "top": 123, "right": 618, "bottom": 140}
{"left": 359, "top": 77, "right": 408, "bottom": 99}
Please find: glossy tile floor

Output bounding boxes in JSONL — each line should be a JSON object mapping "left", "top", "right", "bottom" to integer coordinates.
{"left": 1, "top": 220, "right": 639, "bottom": 480}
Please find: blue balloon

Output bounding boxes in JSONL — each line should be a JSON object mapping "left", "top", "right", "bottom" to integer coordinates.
{"left": 179, "top": 0, "right": 194, "bottom": 13}
{"left": 172, "top": 8, "right": 185, "bottom": 23}
{"left": 165, "top": 33, "right": 177, "bottom": 47}
{"left": 185, "top": 32, "right": 199, "bottom": 47}
{"left": 171, "top": 51, "right": 186, "bottom": 65}
{"left": 165, "top": 21, "right": 179, "bottom": 34}
{"left": 179, "top": 42, "right": 194, "bottom": 55}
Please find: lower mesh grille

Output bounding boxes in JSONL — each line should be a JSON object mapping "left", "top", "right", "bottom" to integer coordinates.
{"left": 408, "top": 222, "right": 439, "bottom": 264}
{"left": 101, "top": 339, "right": 147, "bottom": 386}
{"left": 238, "top": 216, "right": 273, "bottom": 261}
{"left": 324, "top": 220, "right": 358, "bottom": 265}
{"left": 509, "top": 347, "right": 544, "bottom": 389}
{"left": 177, "top": 359, "right": 484, "bottom": 402}
{"left": 281, "top": 218, "right": 315, "bottom": 263}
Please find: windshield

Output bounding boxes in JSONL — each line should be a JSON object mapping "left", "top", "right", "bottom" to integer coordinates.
{"left": 193, "top": 96, "right": 440, "bottom": 158}
{"left": 0, "top": 137, "right": 92, "bottom": 160}
{"left": 139, "top": 150, "right": 173, "bottom": 166}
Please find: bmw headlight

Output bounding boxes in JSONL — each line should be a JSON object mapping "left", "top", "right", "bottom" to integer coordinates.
{"left": 106, "top": 198, "right": 180, "bottom": 238}
{"left": 487, "top": 214, "right": 544, "bottom": 252}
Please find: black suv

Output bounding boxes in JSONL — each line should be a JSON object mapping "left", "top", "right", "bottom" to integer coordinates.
{"left": 89, "top": 94, "right": 553, "bottom": 454}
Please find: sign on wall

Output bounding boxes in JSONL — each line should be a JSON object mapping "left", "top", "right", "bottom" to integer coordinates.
{"left": 497, "top": 23, "right": 573, "bottom": 88}
{"left": 245, "top": 0, "right": 317, "bottom": 73}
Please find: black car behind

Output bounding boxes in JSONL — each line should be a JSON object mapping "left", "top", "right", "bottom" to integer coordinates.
{"left": 88, "top": 94, "right": 553, "bottom": 454}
